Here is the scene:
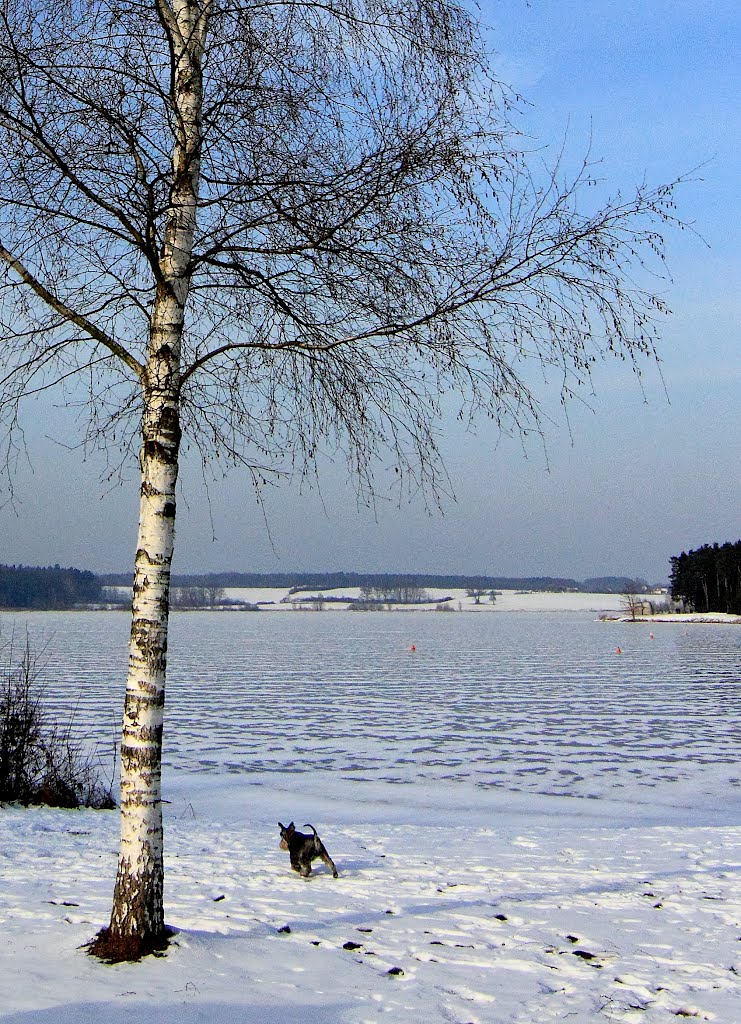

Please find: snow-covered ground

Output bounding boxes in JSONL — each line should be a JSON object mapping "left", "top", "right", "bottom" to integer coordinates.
{"left": 222, "top": 586, "right": 632, "bottom": 613}
{"left": 2, "top": 794, "right": 739, "bottom": 1024}
{"left": 1, "top": 610, "right": 739, "bottom": 1023}
{"left": 111, "top": 585, "right": 740, "bottom": 621}
{"left": 630, "top": 612, "right": 741, "bottom": 625}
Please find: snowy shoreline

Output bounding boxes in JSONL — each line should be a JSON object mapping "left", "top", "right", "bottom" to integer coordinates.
{"left": 611, "top": 612, "right": 741, "bottom": 624}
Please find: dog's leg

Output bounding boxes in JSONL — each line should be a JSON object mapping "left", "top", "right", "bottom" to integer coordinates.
{"left": 289, "top": 852, "right": 312, "bottom": 876}
{"left": 317, "top": 842, "right": 339, "bottom": 877}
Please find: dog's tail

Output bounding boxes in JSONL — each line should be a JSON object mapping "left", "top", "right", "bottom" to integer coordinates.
{"left": 303, "top": 823, "right": 322, "bottom": 848}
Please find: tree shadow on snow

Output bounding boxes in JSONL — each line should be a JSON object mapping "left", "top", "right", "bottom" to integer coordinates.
{"left": 0, "top": 1002, "right": 348, "bottom": 1024}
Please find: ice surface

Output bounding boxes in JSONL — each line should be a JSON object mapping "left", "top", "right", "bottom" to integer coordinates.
{"left": 12, "top": 608, "right": 741, "bottom": 819}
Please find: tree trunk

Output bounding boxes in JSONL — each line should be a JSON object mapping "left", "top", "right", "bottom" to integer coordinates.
{"left": 89, "top": 380, "right": 181, "bottom": 960}
{"left": 89, "top": 0, "right": 207, "bottom": 962}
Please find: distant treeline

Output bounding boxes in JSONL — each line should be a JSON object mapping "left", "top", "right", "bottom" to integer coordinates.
{"left": 0, "top": 564, "right": 102, "bottom": 609}
{"left": 670, "top": 541, "right": 741, "bottom": 615}
{"left": 100, "top": 570, "right": 651, "bottom": 595}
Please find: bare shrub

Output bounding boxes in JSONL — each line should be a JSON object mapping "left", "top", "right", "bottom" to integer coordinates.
{"left": 171, "top": 586, "right": 226, "bottom": 608}
{"left": 0, "top": 635, "right": 115, "bottom": 809}
{"left": 0, "top": 637, "right": 44, "bottom": 803}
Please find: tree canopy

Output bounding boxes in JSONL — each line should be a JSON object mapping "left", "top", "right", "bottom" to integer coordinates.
{"left": 670, "top": 542, "right": 741, "bottom": 615}
{"left": 0, "top": 0, "right": 680, "bottom": 501}
{"left": 0, "top": 564, "right": 101, "bottom": 608}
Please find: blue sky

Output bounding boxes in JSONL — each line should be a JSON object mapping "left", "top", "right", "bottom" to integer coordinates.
{"left": 2, "top": 0, "right": 739, "bottom": 583}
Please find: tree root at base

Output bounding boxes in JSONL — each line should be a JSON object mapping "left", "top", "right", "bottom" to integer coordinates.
{"left": 85, "top": 924, "right": 177, "bottom": 963}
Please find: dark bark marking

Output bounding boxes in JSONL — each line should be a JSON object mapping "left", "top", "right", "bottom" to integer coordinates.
{"left": 120, "top": 744, "right": 163, "bottom": 771}
{"left": 143, "top": 438, "right": 176, "bottom": 465}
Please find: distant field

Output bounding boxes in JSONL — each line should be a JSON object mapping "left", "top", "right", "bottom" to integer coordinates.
{"left": 219, "top": 586, "right": 628, "bottom": 612}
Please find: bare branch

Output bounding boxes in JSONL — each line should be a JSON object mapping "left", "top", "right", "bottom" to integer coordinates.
{"left": 0, "top": 243, "right": 144, "bottom": 380}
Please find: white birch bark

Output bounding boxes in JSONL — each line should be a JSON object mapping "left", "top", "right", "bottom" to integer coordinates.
{"left": 95, "top": 0, "right": 208, "bottom": 956}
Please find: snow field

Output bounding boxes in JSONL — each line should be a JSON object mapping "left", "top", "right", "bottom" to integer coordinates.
{"left": 1, "top": 804, "right": 739, "bottom": 1024}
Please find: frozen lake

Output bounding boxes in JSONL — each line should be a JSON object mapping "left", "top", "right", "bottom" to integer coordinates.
{"left": 6, "top": 609, "right": 740, "bottom": 825}
{"left": 3, "top": 609, "right": 740, "bottom": 1024}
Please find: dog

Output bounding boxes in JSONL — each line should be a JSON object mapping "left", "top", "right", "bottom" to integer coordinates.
{"left": 278, "top": 821, "right": 339, "bottom": 878}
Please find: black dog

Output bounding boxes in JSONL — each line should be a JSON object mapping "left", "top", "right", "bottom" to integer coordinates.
{"left": 278, "top": 821, "right": 339, "bottom": 878}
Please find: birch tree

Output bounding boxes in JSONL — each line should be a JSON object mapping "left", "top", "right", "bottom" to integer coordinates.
{"left": 0, "top": 0, "right": 681, "bottom": 959}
